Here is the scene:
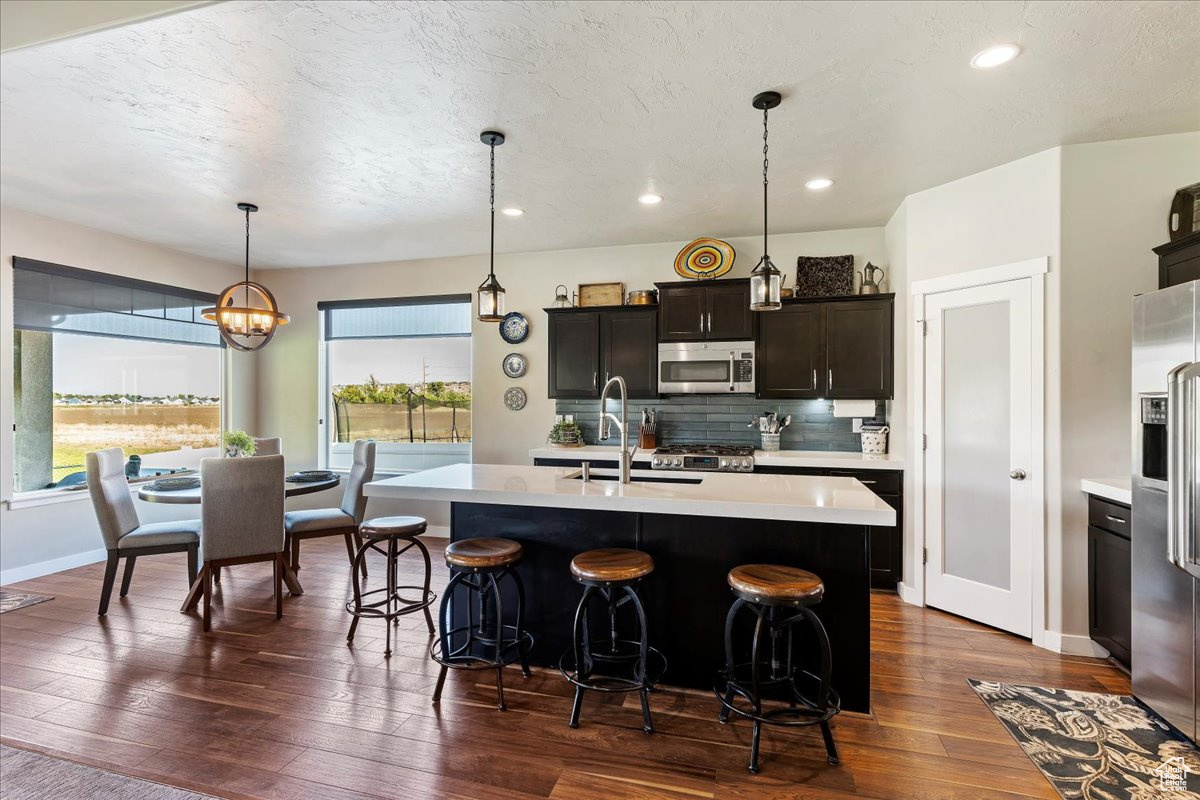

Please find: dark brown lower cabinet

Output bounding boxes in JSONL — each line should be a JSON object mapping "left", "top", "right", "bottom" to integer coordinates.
{"left": 1088, "top": 495, "right": 1132, "bottom": 668}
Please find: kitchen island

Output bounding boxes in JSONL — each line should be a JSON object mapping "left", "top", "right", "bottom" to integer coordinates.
{"left": 365, "top": 463, "right": 895, "bottom": 713}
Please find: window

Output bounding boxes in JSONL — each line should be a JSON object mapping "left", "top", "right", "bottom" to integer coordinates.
{"left": 11, "top": 258, "right": 223, "bottom": 493}
{"left": 320, "top": 295, "right": 471, "bottom": 473}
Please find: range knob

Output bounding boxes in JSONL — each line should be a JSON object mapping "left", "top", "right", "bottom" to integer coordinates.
{"left": 720, "top": 458, "right": 729, "bottom": 469}
{"left": 651, "top": 457, "right": 662, "bottom": 468}
{"left": 741, "top": 458, "right": 751, "bottom": 469}
{"left": 672, "top": 457, "right": 682, "bottom": 467}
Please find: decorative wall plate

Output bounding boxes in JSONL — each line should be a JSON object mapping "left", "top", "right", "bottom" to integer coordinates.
{"left": 500, "top": 312, "right": 529, "bottom": 343}
{"left": 674, "top": 237, "right": 735, "bottom": 279}
{"left": 502, "top": 352, "right": 527, "bottom": 378}
{"left": 503, "top": 386, "right": 527, "bottom": 411}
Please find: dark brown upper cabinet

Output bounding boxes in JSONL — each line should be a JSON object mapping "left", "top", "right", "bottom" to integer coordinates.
{"left": 757, "top": 303, "right": 823, "bottom": 399}
{"left": 656, "top": 279, "right": 753, "bottom": 342}
{"left": 756, "top": 294, "right": 894, "bottom": 400}
{"left": 546, "top": 307, "right": 658, "bottom": 399}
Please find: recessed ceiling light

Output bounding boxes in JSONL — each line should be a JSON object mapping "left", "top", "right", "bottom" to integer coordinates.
{"left": 805, "top": 178, "right": 834, "bottom": 190}
{"left": 970, "top": 44, "right": 1021, "bottom": 69}
{"left": 500, "top": 207, "right": 524, "bottom": 216}
{"left": 638, "top": 193, "right": 663, "bottom": 205}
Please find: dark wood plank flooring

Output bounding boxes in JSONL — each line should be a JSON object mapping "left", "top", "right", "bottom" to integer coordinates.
{"left": 0, "top": 537, "right": 1129, "bottom": 799}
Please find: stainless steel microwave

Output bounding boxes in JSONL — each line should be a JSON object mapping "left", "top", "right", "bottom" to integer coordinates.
{"left": 658, "top": 341, "right": 755, "bottom": 394}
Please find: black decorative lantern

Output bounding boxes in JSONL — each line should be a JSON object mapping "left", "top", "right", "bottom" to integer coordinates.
{"left": 477, "top": 130, "right": 507, "bottom": 322}
{"left": 749, "top": 91, "right": 783, "bottom": 311}
{"left": 202, "top": 203, "right": 289, "bottom": 351}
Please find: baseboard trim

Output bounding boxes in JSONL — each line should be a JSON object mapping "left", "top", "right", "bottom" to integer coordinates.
{"left": 896, "top": 581, "right": 923, "bottom": 607}
{"left": 1, "top": 547, "right": 107, "bottom": 587}
{"left": 423, "top": 525, "right": 450, "bottom": 539}
{"left": 1043, "top": 630, "right": 1110, "bottom": 658}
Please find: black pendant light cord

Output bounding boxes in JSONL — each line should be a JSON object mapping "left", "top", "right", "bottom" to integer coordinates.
{"left": 489, "top": 138, "right": 497, "bottom": 281}
{"left": 762, "top": 104, "right": 769, "bottom": 262}
{"left": 243, "top": 207, "right": 251, "bottom": 306}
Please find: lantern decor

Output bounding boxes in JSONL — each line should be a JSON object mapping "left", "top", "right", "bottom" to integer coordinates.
{"left": 477, "top": 130, "right": 508, "bottom": 322}
{"left": 749, "top": 91, "right": 783, "bottom": 311}
{"left": 202, "top": 203, "right": 289, "bottom": 351}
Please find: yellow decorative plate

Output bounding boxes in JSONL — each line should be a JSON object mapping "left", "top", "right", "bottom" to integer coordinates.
{"left": 674, "top": 238, "right": 735, "bottom": 279}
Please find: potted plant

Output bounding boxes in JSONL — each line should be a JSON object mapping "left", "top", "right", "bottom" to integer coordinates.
{"left": 547, "top": 419, "right": 585, "bottom": 448}
{"left": 223, "top": 430, "right": 256, "bottom": 458}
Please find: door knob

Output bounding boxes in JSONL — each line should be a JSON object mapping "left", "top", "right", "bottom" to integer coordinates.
{"left": 1009, "top": 469, "right": 1027, "bottom": 480}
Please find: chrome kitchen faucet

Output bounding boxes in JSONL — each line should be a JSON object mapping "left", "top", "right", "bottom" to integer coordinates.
{"left": 598, "top": 375, "right": 636, "bottom": 484}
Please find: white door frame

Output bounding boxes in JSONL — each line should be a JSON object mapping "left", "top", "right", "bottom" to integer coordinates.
{"left": 905, "top": 256, "right": 1047, "bottom": 649}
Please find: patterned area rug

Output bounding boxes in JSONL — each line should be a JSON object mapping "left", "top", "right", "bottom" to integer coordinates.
{"left": 0, "top": 591, "right": 53, "bottom": 614}
{"left": 0, "top": 745, "right": 217, "bottom": 799}
{"left": 969, "top": 679, "right": 1200, "bottom": 799}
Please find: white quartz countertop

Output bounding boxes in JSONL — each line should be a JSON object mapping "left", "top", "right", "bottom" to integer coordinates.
{"left": 528, "top": 446, "right": 904, "bottom": 471}
{"left": 1080, "top": 478, "right": 1132, "bottom": 505}
{"left": 366, "top": 463, "right": 895, "bottom": 526}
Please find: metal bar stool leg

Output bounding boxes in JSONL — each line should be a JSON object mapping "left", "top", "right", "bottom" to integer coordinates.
{"left": 509, "top": 567, "right": 532, "bottom": 677}
{"left": 346, "top": 538, "right": 372, "bottom": 644}
{"left": 412, "top": 536, "right": 435, "bottom": 637}
{"left": 567, "top": 585, "right": 597, "bottom": 729}
{"left": 625, "top": 584, "right": 654, "bottom": 734}
{"left": 432, "top": 569, "right": 466, "bottom": 705}
{"left": 488, "top": 572, "right": 507, "bottom": 711}
{"left": 719, "top": 598, "right": 747, "bottom": 724}
{"left": 748, "top": 607, "right": 767, "bottom": 774}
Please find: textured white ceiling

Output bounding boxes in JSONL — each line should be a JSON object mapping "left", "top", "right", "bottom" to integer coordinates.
{"left": 1, "top": 0, "right": 1198, "bottom": 268}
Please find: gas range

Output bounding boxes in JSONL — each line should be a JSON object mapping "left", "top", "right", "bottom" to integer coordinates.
{"left": 650, "top": 444, "right": 755, "bottom": 473}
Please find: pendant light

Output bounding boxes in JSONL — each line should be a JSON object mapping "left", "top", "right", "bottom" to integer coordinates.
{"left": 476, "top": 130, "right": 507, "bottom": 322}
{"left": 202, "top": 203, "right": 289, "bottom": 351}
{"left": 749, "top": 91, "right": 783, "bottom": 311}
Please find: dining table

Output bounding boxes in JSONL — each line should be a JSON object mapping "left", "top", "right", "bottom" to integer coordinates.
{"left": 137, "top": 474, "right": 341, "bottom": 597}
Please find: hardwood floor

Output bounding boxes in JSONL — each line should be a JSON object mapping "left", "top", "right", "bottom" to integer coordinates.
{"left": 1, "top": 537, "right": 1128, "bottom": 799}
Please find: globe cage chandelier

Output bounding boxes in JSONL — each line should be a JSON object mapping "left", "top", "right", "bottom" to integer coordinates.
{"left": 476, "top": 130, "right": 507, "bottom": 322}
{"left": 202, "top": 203, "right": 290, "bottom": 351}
{"left": 749, "top": 91, "right": 783, "bottom": 312}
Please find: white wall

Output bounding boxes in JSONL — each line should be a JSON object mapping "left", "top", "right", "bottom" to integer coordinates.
{"left": 1058, "top": 132, "right": 1200, "bottom": 638}
{"left": 0, "top": 206, "right": 250, "bottom": 582}
{"left": 891, "top": 132, "right": 1200, "bottom": 650}
{"left": 893, "top": 147, "right": 1065, "bottom": 640}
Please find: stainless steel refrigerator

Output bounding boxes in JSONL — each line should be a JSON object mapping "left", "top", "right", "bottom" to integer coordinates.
{"left": 1132, "top": 278, "right": 1199, "bottom": 743}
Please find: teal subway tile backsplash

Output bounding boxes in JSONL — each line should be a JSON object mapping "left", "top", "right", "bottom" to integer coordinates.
{"left": 554, "top": 396, "right": 883, "bottom": 452}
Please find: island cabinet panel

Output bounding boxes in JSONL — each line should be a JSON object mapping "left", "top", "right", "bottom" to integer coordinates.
{"left": 448, "top": 502, "right": 872, "bottom": 714}
{"left": 754, "top": 465, "right": 903, "bottom": 590}
{"left": 547, "top": 311, "right": 601, "bottom": 398}
{"left": 602, "top": 308, "right": 658, "bottom": 398}
{"left": 825, "top": 298, "right": 893, "bottom": 399}
{"left": 757, "top": 304, "right": 822, "bottom": 398}
{"left": 657, "top": 279, "right": 753, "bottom": 342}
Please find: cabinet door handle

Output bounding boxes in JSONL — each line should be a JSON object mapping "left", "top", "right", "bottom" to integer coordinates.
{"left": 593, "top": 371, "right": 598, "bottom": 390}
{"left": 707, "top": 311, "right": 713, "bottom": 333}
{"left": 860, "top": 479, "right": 877, "bottom": 485}
{"left": 699, "top": 311, "right": 706, "bottom": 333}
{"left": 828, "top": 369, "right": 833, "bottom": 390}
{"left": 1105, "top": 514, "right": 1127, "bottom": 525}
{"left": 812, "top": 368, "right": 817, "bottom": 390}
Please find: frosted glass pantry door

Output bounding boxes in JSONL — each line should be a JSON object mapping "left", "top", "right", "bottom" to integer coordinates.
{"left": 924, "top": 279, "right": 1034, "bottom": 637}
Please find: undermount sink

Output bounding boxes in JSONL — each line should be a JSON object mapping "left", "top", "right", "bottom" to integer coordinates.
{"left": 572, "top": 472, "right": 703, "bottom": 485}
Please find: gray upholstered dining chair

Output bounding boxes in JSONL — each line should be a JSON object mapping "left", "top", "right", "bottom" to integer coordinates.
{"left": 284, "top": 439, "right": 375, "bottom": 579}
{"left": 182, "top": 454, "right": 286, "bottom": 632}
{"left": 86, "top": 447, "right": 200, "bottom": 616}
{"left": 253, "top": 437, "right": 282, "bottom": 456}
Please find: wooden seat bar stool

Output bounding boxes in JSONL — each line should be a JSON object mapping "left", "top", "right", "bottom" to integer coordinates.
{"left": 346, "top": 516, "right": 436, "bottom": 657}
{"left": 559, "top": 548, "right": 666, "bottom": 733}
{"left": 715, "top": 564, "right": 841, "bottom": 773}
{"left": 430, "top": 538, "right": 533, "bottom": 711}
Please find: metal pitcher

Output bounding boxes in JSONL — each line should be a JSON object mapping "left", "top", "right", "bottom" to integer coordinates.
{"left": 858, "top": 263, "right": 885, "bottom": 295}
